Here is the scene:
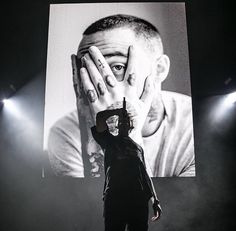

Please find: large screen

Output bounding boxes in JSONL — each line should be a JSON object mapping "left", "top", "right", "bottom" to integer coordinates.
{"left": 44, "top": 2, "right": 195, "bottom": 178}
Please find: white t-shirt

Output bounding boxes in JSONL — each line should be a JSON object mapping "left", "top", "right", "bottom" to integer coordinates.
{"left": 47, "top": 91, "right": 195, "bottom": 177}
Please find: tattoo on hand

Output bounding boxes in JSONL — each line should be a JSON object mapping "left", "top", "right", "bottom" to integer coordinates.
{"left": 98, "top": 59, "right": 105, "bottom": 68}
{"left": 97, "top": 82, "right": 105, "bottom": 95}
{"left": 87, "top": 90, "right": 97, "bottom": 102}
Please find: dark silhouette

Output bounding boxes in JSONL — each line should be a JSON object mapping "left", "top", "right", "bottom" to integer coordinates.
{"left": 91, "top": 98, "right": 162, "bottom": 231}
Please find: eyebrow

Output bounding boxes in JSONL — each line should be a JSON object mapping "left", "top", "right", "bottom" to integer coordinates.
{"left": 78, "top": 48, "right": 128, "bottom": 59}
{"left": 104, "top": 51, "right": 128, "bottom": 58}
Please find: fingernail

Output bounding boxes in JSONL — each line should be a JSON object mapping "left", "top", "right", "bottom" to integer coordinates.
{"left": 85, "top": 53, "right": 90, "bottom": 60}
{"left": 80, "top": 67, "right": 86, "bottom": 74}
{"left": 81, "top": 57, "right": 86, "bottom": 65}
{"left": 98, "top": 82, "right": 106, "bottom": 95}
{"left": 81, "top": 57, "right": 85, "bottom": 67}
{"left": 129, "top": 45, "right": 135, "bottom": 53}
{"left": 89, "top": 46, "right": 96, "bottom": 53}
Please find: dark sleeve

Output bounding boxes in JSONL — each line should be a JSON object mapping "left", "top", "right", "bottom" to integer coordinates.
{"left": 138, "top": 145, "right": 146, "bottom": 167}
{"left": 91, "top": 126, "right": 111, "bottom": 149}
{"left": 136, "top": 144, "right": 159, "bottom": 202}
{"left": 140, "top": 163, "right": 159, "bottom": 202}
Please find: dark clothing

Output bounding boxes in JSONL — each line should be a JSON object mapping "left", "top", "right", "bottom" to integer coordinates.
{"left": 104, "top": 201, "right": 149, "bottom": 231}
{"left": 91, "top": 126, "right": 155, "bottom": 231}
{"left": 91, "top": 127, "right": 153, "bottom": 201}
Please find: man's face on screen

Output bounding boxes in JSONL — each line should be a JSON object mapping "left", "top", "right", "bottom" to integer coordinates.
{"left": 78, "top": 27, "right": 159, "bottom": 97}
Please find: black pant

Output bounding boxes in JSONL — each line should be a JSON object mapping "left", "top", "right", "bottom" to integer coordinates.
{"left": 104, "top": 198, "right": 149, "bottom": 231}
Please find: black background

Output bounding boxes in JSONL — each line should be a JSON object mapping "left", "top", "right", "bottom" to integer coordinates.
{"left": 0, "top": 0, "right": 236, "bottom": 230}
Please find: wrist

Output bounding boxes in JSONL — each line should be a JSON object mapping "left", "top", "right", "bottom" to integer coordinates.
{"left": 152, "top": 197, "right": 159, "bottom": 204}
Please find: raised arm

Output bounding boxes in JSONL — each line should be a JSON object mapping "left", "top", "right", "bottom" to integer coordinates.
{"left": 96, "top": 109, "right": 122, "bottom": 132}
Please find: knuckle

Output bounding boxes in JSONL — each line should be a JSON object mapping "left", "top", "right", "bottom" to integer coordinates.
{"left": 128, "top": 73, "right": 135, "bottom": 86}
{"left": 97, "top": 82, "right": 106, "bottom": 95}
{"left": 105, "top": 75, "right": 116, "bottom": 87}
{"left": 87, "top": 89, "right": 97, "bottom": 103}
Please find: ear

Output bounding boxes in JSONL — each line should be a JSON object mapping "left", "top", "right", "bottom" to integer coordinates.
{"left": 155, "top": 54, "right": 170, "bottom": 83}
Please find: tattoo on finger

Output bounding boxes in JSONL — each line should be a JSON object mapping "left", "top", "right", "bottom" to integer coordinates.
{"left": 97, "top": 82, "right": 106, "bottom": 95}
{"left": 98, "top": 59, "right": 105, "bottom": 69}
{"left": 87, "top": 90, "right": 97, "bottom": 103}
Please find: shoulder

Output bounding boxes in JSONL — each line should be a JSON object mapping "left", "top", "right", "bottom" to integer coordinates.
{"left": 47, "top": 110, "right": 84, "bottom": 177}
{"left": 161, "top": 91, "right": 192, "bottom": 114}
{"left": 49, "top": 110, "right": 80, "bottom": 137}
{"left": 161, "top": 91, "right": 193, "bottom": 126}
{"left": 51, "top": 110, "right": 79, "bottom": 132}
{"left": 47, "top": 110, "right": 81, "bottom": 150}
{"left": 144, "top": 91, "right": 195, "bottom": 176}
{"left": 161, "top": 91, "right": 195, "bottom": 176}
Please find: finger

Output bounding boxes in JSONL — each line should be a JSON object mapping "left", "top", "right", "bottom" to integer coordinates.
{"left": 81, "top": 54, "right": 86, "bottom": 67}
{"left": 88, "top": 46, "right": 117, "bottom": 88}
{"left": 71, "top": 54, "right": 82, "bottom": 98}
{"left": 83, "top": 54, "right": 107, "bottom": 96}
{"left": 71, "top": 54, "right": 79, "bottom": 85}
{"left": 151, "top": 209, "right": 160, "bottom": 221}
{"left": 151, "top": 215, "right": 160, "bottom": 222}
{"left": 80, "top": 67, "right": 98, "bottom": 103}
{"left": 140, "top": 74, "right": 154, "bottom": 103}
{"left": 127, "top": 73, "right": 136, "bottom": 86}
{"left": 124, "top": 45, "right": 136, "bottom": 86}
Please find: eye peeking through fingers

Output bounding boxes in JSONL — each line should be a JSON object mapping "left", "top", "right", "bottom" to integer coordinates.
{"left": 110, "top": 63, "right": 126, "bottom": 81}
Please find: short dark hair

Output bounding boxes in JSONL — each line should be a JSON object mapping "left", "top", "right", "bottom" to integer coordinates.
{"left": 83, "top": 14, "right": 160, "bottom": 41}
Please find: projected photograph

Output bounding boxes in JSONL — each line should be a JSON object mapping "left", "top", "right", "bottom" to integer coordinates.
{"left": 43, "top": 2, "right": 195, "bottom": 178}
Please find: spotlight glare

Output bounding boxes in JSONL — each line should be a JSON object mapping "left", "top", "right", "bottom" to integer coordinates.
{"left": 2, "top": 98, "right": 22, "bottom": 118}
{"left": 2, "top": 98, "right": 10, "bottom": 105}
{"left": 224, "top": 92, "right": 236, "bottom": 107}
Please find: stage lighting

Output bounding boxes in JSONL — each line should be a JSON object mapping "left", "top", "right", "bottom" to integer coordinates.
{"left": 2, "top": 98, "right": 10, "bottom": 105}
{"left": 209, "top": 91, "right": 236, "bottom": 125}
{"left": 2, "top": 98, "right": 13, "bottom": 107}
{"left": 2, "top": 97, "right": 22, "bottom": 118}
{"left": 224, "top": 92, "right": 236, "bottom": 107}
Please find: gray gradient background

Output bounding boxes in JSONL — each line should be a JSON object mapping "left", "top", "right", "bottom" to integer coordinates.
{"left": 0, "top": 1, "right": 235, "bottom": 231}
